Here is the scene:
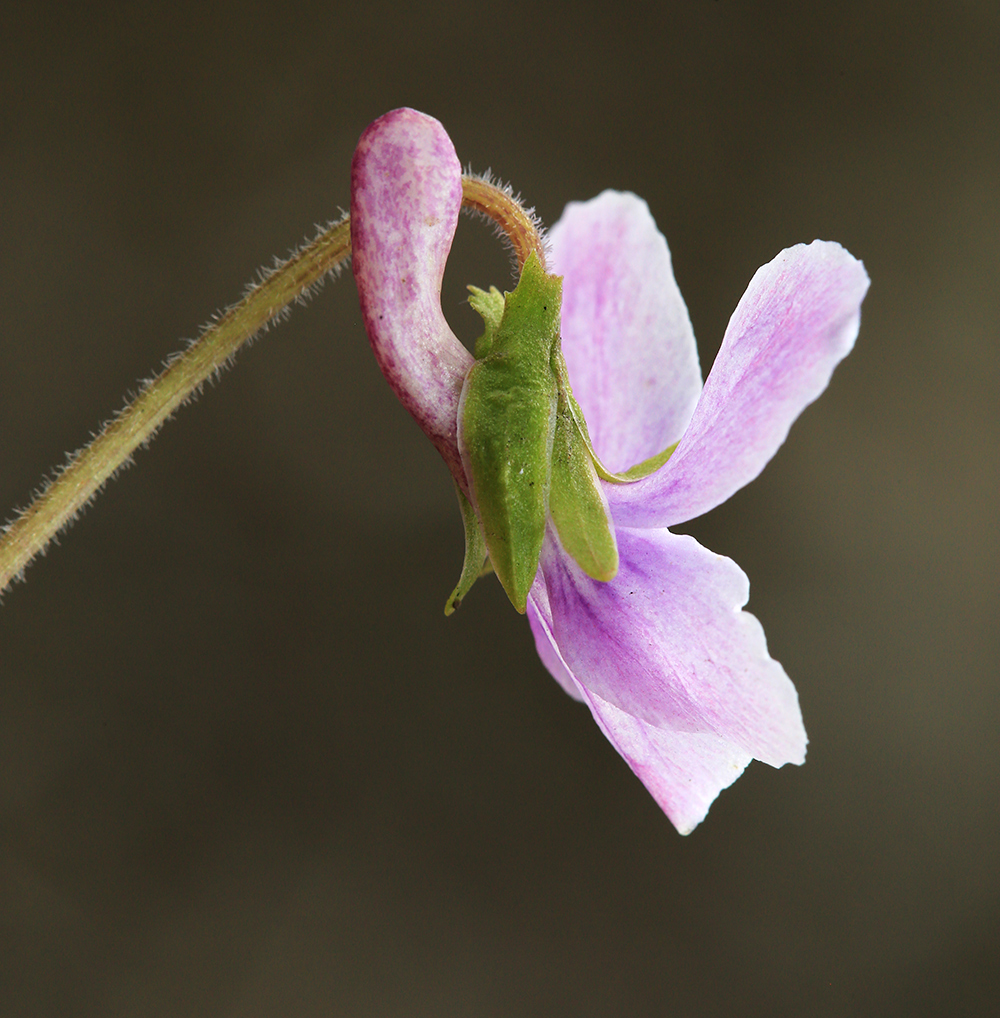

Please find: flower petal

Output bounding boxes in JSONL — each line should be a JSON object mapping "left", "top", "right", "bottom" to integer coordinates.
{"left": 583, "top": 693, "right": 753, "bottom": 835}
{"left": 351, "top": 108, "right": 472, "bottom": 487}
{"left": 608, "top": 241, "right": 870, "bottom": 528}
{"left": 537, "top": 526, "right": 807, "bottom": 769}
{"left": 550, "top": 191, "right": 703, "bottom": 474}
{"left": 529, "top": 582, "right": 752, "bottom": 834}
{"left": 527, "top": 576, "right": 585, "bottom": 702}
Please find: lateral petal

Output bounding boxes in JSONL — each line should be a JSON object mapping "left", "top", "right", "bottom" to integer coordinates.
{"left": 609, "top": 241, "right": 869, "bottom": 528}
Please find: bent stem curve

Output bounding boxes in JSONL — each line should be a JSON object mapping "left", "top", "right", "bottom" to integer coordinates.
{"left": 461, "top": 175, "right": 547, "bottom": 271}
{"left": 0, "top": 217, "right": 352, "bottom": 594}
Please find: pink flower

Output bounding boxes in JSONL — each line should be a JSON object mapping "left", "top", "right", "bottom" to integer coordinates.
{"left": 351, "top": 109, "right": 870, "bottom": 833}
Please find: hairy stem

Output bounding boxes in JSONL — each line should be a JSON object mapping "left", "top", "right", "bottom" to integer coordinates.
{"left": 461, "top": 176, "right": 547, "bottom": 271}
{"left": 0, "top": 218, "right": 351, "bottom": 594}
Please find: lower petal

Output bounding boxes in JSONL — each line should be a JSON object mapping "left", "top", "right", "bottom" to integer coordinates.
{"left": 528, "top": 577, "right": 585, "bottom": 702}
{"left": 529, "top": 584, "right": 753, "bottom": 834}
{"left": 537, "top": 527, "right": 807, "bottom": 769}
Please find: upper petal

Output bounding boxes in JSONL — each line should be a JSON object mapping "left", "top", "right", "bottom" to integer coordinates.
{"left": 550, "top": 191, "right": 703, "bottom": 474}
{"left": 608, "top": 241, "right": 870, "bottom": 528}
{"left": 528, "top": 582, "right": 753, "bottom": 835}
{"left": 537, "top": 526, "right": 807, "bottom": 770}
{"left": 351, "top": 108, "right": 473, "bottom": 487}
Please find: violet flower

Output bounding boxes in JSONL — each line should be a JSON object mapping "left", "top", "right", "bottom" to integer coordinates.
{"left": 351, "top": 109, "right": 869, "bottom": 833}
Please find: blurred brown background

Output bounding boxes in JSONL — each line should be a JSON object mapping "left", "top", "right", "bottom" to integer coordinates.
{"left": 1, "top": 1, "right": 996, "bottom": 1015}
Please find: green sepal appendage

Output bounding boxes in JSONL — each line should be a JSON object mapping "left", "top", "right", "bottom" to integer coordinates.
{"left": 444, "top": 482, "right": 491, "bottom": 616}
{"left": 611, "top": 441, "right": 679, "bottom": 481}
{"left": 459, "top": 253, "right": 561, "bottom": 614}
{"left": 468, "top": 285, "right": 505, "bottom": 359}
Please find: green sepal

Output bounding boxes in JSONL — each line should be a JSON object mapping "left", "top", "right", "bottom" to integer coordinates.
{"left": 549, "top": 385, "right": 619, "bottom": 582}
{"left": 460, "top": 253, "right": 561, "bottom": 614}
{"left": 460, "top": 255, "right": 677, "bottom": 610}
{"left": 444, "top": 482, "right": 491, "bottom": 616}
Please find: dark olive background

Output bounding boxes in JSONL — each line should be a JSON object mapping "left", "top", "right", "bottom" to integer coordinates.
{"left": 1, "top": 2, "right": 996, "bottom": 1015}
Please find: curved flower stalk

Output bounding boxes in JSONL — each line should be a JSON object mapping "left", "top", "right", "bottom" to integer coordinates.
{"left": 352, "top": 108, "right": 870, "bottom": 833}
